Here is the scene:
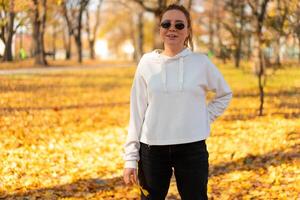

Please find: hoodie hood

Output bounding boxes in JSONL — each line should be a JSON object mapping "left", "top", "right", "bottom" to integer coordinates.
{"left": 151, "top": 48, "right": 192, "bottom": 93}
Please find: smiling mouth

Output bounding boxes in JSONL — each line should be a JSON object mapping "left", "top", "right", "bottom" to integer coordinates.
{"left": 166, "top": 34, "right": 178, "bottom": 39}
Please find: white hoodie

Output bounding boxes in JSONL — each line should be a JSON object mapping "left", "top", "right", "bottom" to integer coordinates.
{"left": 123, "top": 48, "right": 232, "bottom": 169}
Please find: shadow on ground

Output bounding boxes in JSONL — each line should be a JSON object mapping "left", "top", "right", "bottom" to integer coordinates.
{"left": 3, "top": 140, "right": 299, "bottom": 199}
{"left": 0, "top": 102, "right": 129, "bottom": 113}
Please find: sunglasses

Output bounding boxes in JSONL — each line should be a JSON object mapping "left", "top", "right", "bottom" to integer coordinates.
{"left": 160, "top": 20, "right": 186, "bottom": 30}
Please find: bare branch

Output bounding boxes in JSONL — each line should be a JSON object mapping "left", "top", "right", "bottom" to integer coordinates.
{"left": 132, "top": 0, "right": 157, "bottom": 13}
{"left": 93, "top": 0, "right": 103, "bottom": 38}
{"left": 246, "top": 0, "right": 258, "bottom": 17}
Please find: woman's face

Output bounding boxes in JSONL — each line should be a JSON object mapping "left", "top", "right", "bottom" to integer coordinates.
{"left": 159, "top": 10, "right": 189, "bottom": 48}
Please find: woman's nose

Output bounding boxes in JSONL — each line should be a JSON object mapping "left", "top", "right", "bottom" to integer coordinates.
{"left": 168, "top": 26, "right": 176, "bottom": 31}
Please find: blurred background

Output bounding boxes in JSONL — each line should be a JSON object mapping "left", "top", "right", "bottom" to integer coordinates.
{"left": 0, "top": 0, "right": 299, "bottom": 199}
{"left": 0, "top": 0, "right": 299, "bottom": 66}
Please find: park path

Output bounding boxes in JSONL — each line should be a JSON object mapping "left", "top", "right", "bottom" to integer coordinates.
{"left": 0, "top": 63, "right": 132, "bottom": 75}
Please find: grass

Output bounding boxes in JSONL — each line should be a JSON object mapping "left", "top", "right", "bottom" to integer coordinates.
{"left": 0, "top": 58, "right": 134, "bottom": 70}
{"left": 0, "top": 61, "right": 299, "bottom": 199}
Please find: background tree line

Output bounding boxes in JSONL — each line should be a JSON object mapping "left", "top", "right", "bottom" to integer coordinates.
{"left": 1, "top": 0, "right": 299, "bottom": 64}
{"left": 0, "top": 0, "right": 299, "bottom": 115}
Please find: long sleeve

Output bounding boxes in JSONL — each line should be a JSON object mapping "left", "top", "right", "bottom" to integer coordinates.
{"left": 123, "top": 57, "right": 148, "bottom": 169}
{"left": 205, "top": 56, "right": 233, "bottom": 123}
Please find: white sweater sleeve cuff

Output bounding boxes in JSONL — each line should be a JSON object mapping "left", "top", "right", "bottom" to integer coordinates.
{"left": 124, "top": 160, "right": 138, "bottom": 169}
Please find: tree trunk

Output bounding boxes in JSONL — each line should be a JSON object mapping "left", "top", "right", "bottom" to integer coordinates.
{"left": 74, "top": 32, "right": 82, "bottom": 63}
{"left": 62, "top": 29, "right": 72, "bottom": 60}
{"left": 89, "top": 39, "right": 95, "bottom": 59}
{"left": 215, "top": 0, "right": 222, "bottom": 58}
{"left": 74, "top": 0, "right": 89, "bottom": 63}
{"left": 88, "top": 0, "right": 102, "bottom": 60}
{"left": 246, "top": 33, "right": 252, "bottom": 60}
{"left": 235, "top": 35, "right": 242, "bottom": 68}
{"left": 62, "top": 2, "right": 73, "bottom": 60}
{"left": 136, "top": 11, "right": 144, "bottom": 62}
{"left": 2, "top": 1, "right": 15, "bottom": 61}
{"left": 131, "top": 27, "right": 137, "bottom": 61}
{"left": 235, "top": 2, "right": 245, "bottom": 68}
{"left": 85, "top": 10, "right": 95, "bottom": 60}
{"left": 65, "top": 31, "right": 72, "bottom": 60}
{"left": 153, "top": 11, "right": 163, "bottom": 49}
{"left": 253, "top": 0, "right": 270, "bottom": 116}
{"left": 298, "top": 36, "right": 300, "bottom": 63}
{"left": 32, "top": 0, "right": 47, "bottom": 66}
{"left": 274, "top": 34, "right": 281, "bottom": 66}
{"left": 52, "top": 25, "right": 56, "bottom": 60}
{"left": 234, "top": 46, "right": 241, "bottom": 68}
{"left": 257, "top": 43, "right": 265, "bottom": 116}
{"left": 75, "top": 35, "right": 82, "bottom": 63}
{"left": 187, "top": 0, "right": 193, "bottom": 11}
{"left": 132, "top": 0, "right": 165, "bottom": 49}
{"left": 3, "top": 26, "right": 14, "bottom": 61}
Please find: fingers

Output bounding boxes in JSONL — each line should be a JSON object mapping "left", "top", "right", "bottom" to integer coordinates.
{"left": 130, "top": 169, "right": 137, "bottom": 184}
{"left": 123, "top": 169, "right": 131, "bottom": 185}
{"left": 123, "top": 168, "right": 137, "bottom": 185}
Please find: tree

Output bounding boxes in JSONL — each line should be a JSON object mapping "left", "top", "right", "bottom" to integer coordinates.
{"left": 61, "top": 0, "right": 89, "bottom": 63}
{"left": 104, "top": 0, "right": 145, "bottom": 61}
{"left": 187, "top": 0, "right": 193, "bottom": 11}
{"left": 133, "top": 0, "right": 195, "bottom": 49}
{"left": 61, "top": 0, "right": 73, "bottom": 59}
{"left": 266, "top": 0, "right": 289, "bottom": 66}
{"left": 223, "top": 0, "right": 248, "bottom": 68}
{"left": 135, "top": 10, "right": 144, "bottom": 61}
{"left": 200, "top": 0, "right": 226, "bottom": 56}
{"left": 247, "top": 0, "right": 270, "bottom": 116}
{"left": 133, "top": 0, "right": 168, "bottom": 49}
{"left": 0, "top": 0, "right": 29, "bottom": 61}
{"left": 207, "top": 0, "right": 216, "bottom": 54}
{"left": 122, "top": 0, "right": 144, "bottom": 61}
{"left": 73, "top": 0, "right": 89, "bottom": 63}
{"left": 288, "top": 0, "right": 300, "bottom": 63}
{"left": 102, "top": 7, "right": 135, "bottom": 59}
{"left": 32, "top": 0, "right": 48, "bottom": 66}
{"left": 1, "top": 0, "right": 15, "bottom": 61}
{"left": 85, "top": 0, "right": 103, "bottom": 59}
{"left": 45, "top": 1, "right": 64, "bottom": 61}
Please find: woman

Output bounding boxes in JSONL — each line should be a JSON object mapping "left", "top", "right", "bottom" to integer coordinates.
{"left": 123, "top": 4, "right": 232, "bottom": 200}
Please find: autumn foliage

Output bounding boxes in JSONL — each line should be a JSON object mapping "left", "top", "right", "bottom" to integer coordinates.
{"left": 0, "top": 63, "right": 299, "bottom": 199}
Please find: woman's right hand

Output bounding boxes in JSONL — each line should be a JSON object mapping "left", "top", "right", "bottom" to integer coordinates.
{"left": 123, "top": 168, "right": 137, "bottom": 185}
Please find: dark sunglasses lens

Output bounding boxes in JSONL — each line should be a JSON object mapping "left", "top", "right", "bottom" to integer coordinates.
{"left": 161, "top": 22, "right": 171, "bottom": 29}
{"left": 175, "top": 23, "right": 185, "bottom": 30}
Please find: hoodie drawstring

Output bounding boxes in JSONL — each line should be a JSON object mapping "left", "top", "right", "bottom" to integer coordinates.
{"left": 178, "top": 57, "right": 184, "bottom": 92}
{"left": 162, "top": 63, "right": 168, "bottom": 92}
{"left": 161, "top": 57, "right": 184, "bottom": 93}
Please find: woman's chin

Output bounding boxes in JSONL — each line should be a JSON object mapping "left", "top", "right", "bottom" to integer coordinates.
{"left": 164, "top": 40, "right": 182, "bottom": 47}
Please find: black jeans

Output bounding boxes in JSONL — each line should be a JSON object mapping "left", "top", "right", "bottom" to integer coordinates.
{"left": 138, "top": 140, "right": 209, "bottom": 200}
